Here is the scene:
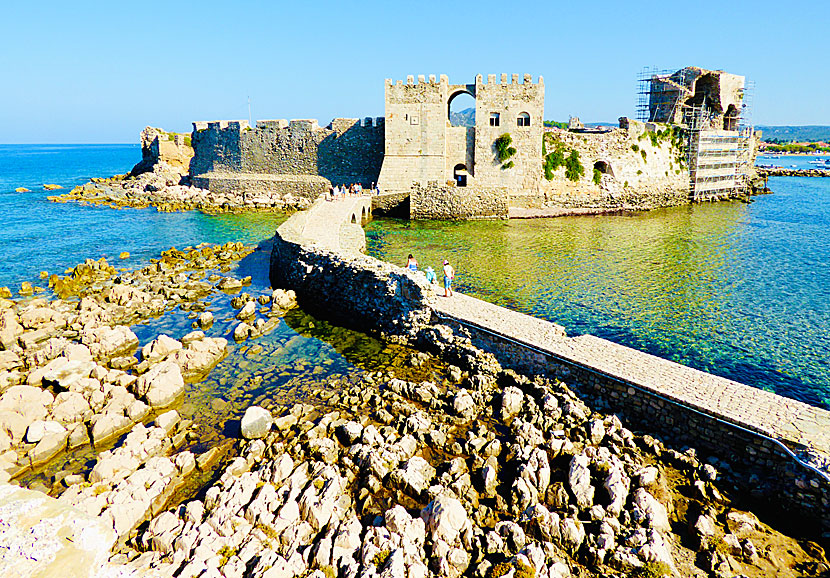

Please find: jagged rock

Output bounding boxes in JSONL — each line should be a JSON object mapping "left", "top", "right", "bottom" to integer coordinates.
{"left": 135, "top": 360, "right": 184, "bottom": 407}
{"left": 81, "top": 325, "right": 139, "bottom": 359}
{"left": 92, "top": 412, "right": 131, "bottom": 444}
{"left": 241, "top": 406, "right": 273, "bottom": 439}
{"left": 141, "top": 334, "right": 182, "bottom": 361}
{"left": 603, "top": 463, "right": 630, "bottom": 516}
{"left": 390, "top": 456, "right": 436, "bottom": 497}
{"left": 568, "top": 454, "right": 594, "bottom": 510}
{"left": 336, "top": 421, "right": 363, "bottom": 445}
{"left": 501, "top": 386, "right": 524, "bottom": 419}
{"left": 421, "top": 494, "right": 468, "bottom": 545}
{"left": 453, "top": 390, "right": 476, "bottom": 420}
{"left": 631, "top": 488, "right": 670, "bottom": 532}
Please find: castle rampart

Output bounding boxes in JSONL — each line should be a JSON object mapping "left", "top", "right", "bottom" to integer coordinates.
{"left": 190, "top": 117, "right": 384, "bottom": 199}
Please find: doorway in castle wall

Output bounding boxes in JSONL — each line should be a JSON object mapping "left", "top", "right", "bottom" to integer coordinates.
{"left": 454, "top": 164, "right": 468, "bottom": 187}
{"left": 448, "top": 92, "right": 475, "bottom": 127}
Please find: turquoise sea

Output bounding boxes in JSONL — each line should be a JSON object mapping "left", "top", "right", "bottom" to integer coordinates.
{"left": 1, "top": 146, "right": 828, "bottom": 410}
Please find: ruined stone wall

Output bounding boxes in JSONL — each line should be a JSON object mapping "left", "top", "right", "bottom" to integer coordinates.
{"left": 541, "top": 120, "right": 690, "bottom": 210}
{"left": 377, "top": 74, "right": 544, "bottom": 202}
{"left": 131, "top": 127, "right": 194, "bottom": 175}
{"left": 410, "top": 185, "right": 508, "bottom": 220}
{"left": 190, "top": 118, "right": 384, "bottom": 197}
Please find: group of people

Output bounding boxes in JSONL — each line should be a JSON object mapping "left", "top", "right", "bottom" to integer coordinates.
{"left": 327, "top": 182, "right": 380, "bottom": 200}
{"left": 406, "top": 254, "right": 455, "bottom": 297}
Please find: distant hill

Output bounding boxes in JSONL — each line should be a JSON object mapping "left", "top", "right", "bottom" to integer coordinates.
{"left": 450, "top": 107, "right": 475, "bottom": 127}
{"left": 755, "top": 126, "right": 830, "bottom": 143}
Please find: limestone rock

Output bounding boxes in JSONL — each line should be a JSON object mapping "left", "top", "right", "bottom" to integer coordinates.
{"left": 25, "top": 420, "right": 66, "bottom": 444}
{"left": 241, "top": 406, "right": 273, "bottom": 439}
{"left": 632, "top": 488, "right": 670, "bottom": 532}
{"left": 421, "top": 494, "right": 468, "bottom": 545}
{"left": 568, "top": 454, "right": 595, "bottom": 510}
{"left": 81, "top": 325, "right": 138, "bottom": 359}
{"left": 135, "top": 360, "right": 184, "bottom": 407}
{"left": 501, "top": 386, "right": 524, "bottom": 419}
{"left": 141, "top": 334, "right": 183, "bottom": 362}
{"left": 0, "top": 484, "right": 116, "bottom": 576}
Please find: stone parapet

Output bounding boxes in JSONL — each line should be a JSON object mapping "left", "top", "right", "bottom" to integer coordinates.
{"left": 410, "top": 185, "right": 508, "bottom": 220}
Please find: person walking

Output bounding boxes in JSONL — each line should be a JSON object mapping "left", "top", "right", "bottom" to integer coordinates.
{"left": 406, "top": 254, "right": 418, "bottom": 272}
{"left": 424, "top": 266, "right": 436, "bottom": 285}
{"left": 442, "top": 259, "right": 454, "bottom": 297}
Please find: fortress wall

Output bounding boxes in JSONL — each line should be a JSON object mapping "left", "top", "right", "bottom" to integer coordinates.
{"left": 541, "top": 120, "right": 690, "bottom": 210}
{"left": 190, "top": 117, "right": 384, "bottom": 195}
{"left": 410, "top": 184, "right": 508, "bottom": 220}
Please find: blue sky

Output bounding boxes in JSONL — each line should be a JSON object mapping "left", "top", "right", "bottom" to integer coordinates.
{"left": 1, "top": 0, "right": 827, "bottom": 143}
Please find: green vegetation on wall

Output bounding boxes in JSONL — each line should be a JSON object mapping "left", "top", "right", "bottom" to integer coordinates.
{"left": 543, "top": 139, "right": 566, "bottom": 180}
{"left": 592, "top": 168, "right": 602, "bottom": 185}
{"left": 565, "top": 150, "right": 584, "bottom": 182}
{"left": 543, "top": 120, "right": 569, "bottom": 129}
{"left": 495, "top": 133, "right": 517, "bottom": 169}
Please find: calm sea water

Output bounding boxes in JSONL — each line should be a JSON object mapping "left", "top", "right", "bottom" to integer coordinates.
{"left": 0, "top": 144, "right": 282, "bottom": 287}
{"left": 366, "top": 159, "right": 830, "bottom": 409}
{"left": 2, "top": 146, "right": 828, "bottom": 410}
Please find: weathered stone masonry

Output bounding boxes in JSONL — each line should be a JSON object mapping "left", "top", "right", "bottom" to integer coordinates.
{"left": 190, "top": 118, "right": 384, "bottom": 199}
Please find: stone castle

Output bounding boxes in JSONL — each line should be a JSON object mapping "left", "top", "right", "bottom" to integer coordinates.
{"left": 187, "top": 68, "right": 758, "bottom": 219}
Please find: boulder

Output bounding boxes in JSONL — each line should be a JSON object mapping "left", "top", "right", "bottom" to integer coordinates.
{"left": 141, "top": 335, "right": 182, "bottom": 362}
{"left": 81, "top": 325, "right": 138, "bottom": 359}
{"left": 241, "top": 406, "right": 273, "bottom": 439}
{"left": 25, "top": 420, "right": 67, "bottom": 444}
{"left": 453, "top": 390, "right": 476, "bottom": 420}
{"left": 501, "top": 386, "right": 524, "bottom": 419}
{"left": 0, "top": 484, "right": 116, "bottom": 576}
{"left": 135, "top": 360, "right": 184, "bottom": 407}
{"left": 390, "top": 456, "right": 436, "bottom": 497}
{"left": 421, "top": 494, "right": 468, "bottom": 545}
{"left": 568, "top": 454, "right": 595, "bottom": 510}
{"left": 632, "top": 488, "right": 670, "bottom": 532}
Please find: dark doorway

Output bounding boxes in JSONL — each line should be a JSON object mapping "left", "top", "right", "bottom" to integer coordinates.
{"left": 454, "top": 164, "right": 468, "bottom": 187}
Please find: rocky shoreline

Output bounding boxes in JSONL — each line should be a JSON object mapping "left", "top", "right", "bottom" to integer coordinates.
{"left": 0, "top": 239, "right": 827, "bottom": 577}
{"left": 48, "top": 162, "right": 313, "bottom": 214}
{"left": 757, "top": 167, "right": 830, "bottom": 178}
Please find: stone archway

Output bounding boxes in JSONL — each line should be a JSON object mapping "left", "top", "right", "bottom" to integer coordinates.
{"left": 594, "top": 160, "right": 613, "bottom": 177}
{"left": 448, "top": 90, "right": 476, "bottom": 127}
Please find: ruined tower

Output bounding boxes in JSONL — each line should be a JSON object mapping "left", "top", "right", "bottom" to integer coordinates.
{"left": 377, "top": 74, "right": 544, "bottom": 217}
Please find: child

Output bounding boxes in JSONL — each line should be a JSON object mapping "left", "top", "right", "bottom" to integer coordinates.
{"left": 425, "top": 266, "right": 436, "bottom": 285}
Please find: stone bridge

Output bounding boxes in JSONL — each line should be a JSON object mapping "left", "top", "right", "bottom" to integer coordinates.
{"left": 276, "top": 195, "right": 372, "bottom": 253}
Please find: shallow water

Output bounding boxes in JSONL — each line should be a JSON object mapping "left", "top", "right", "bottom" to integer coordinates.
{"left": 366, "top": 177, "right": 830, "bottom": 408}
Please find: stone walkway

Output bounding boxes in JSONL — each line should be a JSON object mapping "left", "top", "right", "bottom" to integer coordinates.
{"left": 433, "top": 292, "right": 830, "bottom": 455}
{"left": 288, "top": 196, "right": 372, "bottom": 252}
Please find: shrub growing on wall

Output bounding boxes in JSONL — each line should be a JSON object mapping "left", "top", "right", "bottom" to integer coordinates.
{"left": 495, "top": 133, "right": 517, "bottom": 169}
{"left": 565, "top": 150, "right": 584, "bottom": 182}
{"left": 593, "top": 168, "right": 602, "bottom": 185}
{"left": 544, "top": 144, "right": 566, "bottom": 180}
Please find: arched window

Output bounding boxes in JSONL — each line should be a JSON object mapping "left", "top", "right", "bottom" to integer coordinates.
{"left": 517, "top": 112, "right": 531, "bottom": 127}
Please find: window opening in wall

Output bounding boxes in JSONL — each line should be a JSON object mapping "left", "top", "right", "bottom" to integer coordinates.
{"left": 454, "top": 164, "right": 468, "bottom": 187}
{"left": 489, "top": 112, "right": 500, "bottom": 127}
{"left": 410, "top": 115, "right": 420, "bottom": 125}
{"left": 517, "top": 112, "right": 530, "bottom": 127}
{"left": 448, "top": 91, "right": 475, "bottom": 127}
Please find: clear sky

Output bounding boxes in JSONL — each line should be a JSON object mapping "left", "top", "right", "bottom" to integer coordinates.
{"left": 1, "top": 0, "right": 827, "bottom": 143}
